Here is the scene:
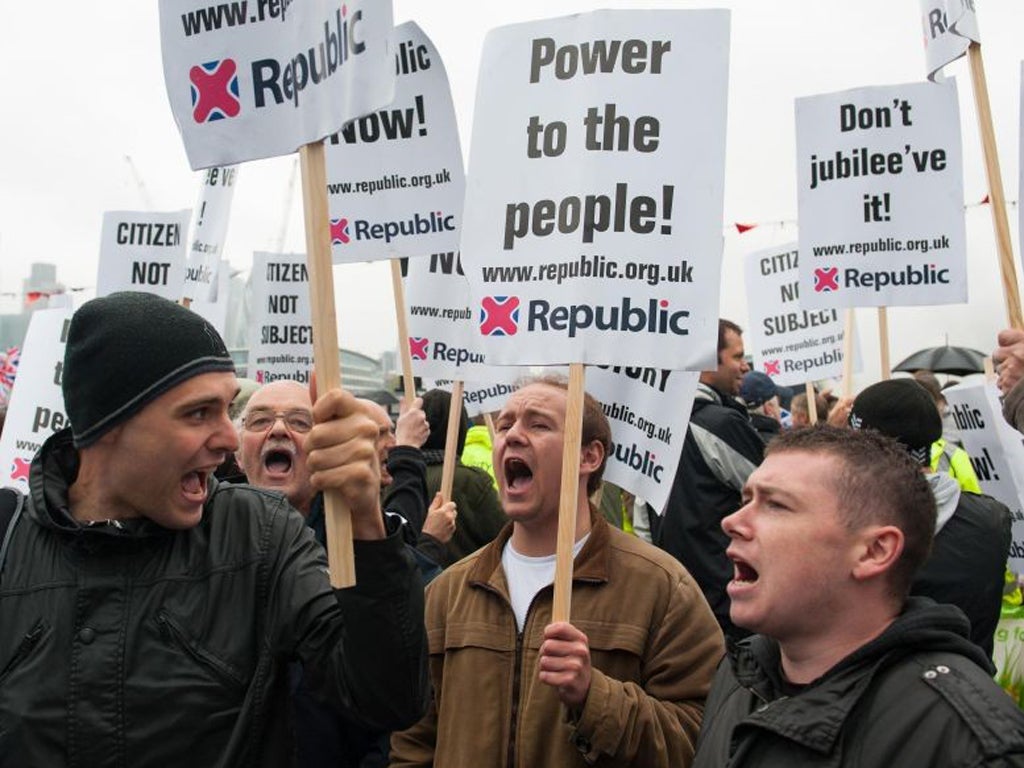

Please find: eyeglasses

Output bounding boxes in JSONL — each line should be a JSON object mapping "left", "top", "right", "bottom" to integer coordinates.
{"left": 242, "top": 409, "right": 314, "bottom": 433}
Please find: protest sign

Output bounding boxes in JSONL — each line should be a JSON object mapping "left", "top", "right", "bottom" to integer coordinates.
{"left": 326, "top": 22, "right": 465, "bottom": 263}
{"left": 943, "top": 381, "right": 1024, "bottom": 571}
{"left": 460, "top": 10, "right": 729, "bottom": 369}
{"left": 96, "top": 210, "right": 191, "bottom": 301}
{"left": 920, "top": 0, "right": 980, "bottom": 81}
{"left": 0, "top": 309, "right": 73, "bottom": 494}
{"left": 406, "top": 253, "right": 492, "bottom": 380}
{"left": 191, "top": 266, "right": 232, "bottom": 338}
{"left": 248, "top": 252, "right": 313, "bottom": 385}
{"left": 0, "top": 346, "right": 18, "bottom": 405}
{"left": 159, "top": 0, "right": 395, "bottom": 169}
{"left": 587, "top": 366, "right": 697, "bottom": 513}
{"left": 430, "top": 377, "right": 523, "bottom": 419}
{"left": 744, "top": 242, "right": 851, "bottom": 386}
{"left": 184, "top": 165, "right": 239, "bottom": 302}
{"left": 797, "top": 80, "right": 966, "bottom": 309}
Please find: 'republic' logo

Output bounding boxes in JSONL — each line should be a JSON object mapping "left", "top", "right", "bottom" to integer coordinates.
{"left": 814, "top": 267, "right": 839, "bottom": 293}
{"left": 190, "top": 60, "right": 241, "bottom": 123}
{"left": 409, "top": 337, "right": 429, "bottom": 360}
{"left": 479, "top": 296, "right": 520, "bottom": 337}
{"left": 10, "top": 457, "right": 29, "bottom": 483}
{"left": 763, "top": 360, "right": 781, "bottom": 377}
{"left": 330, "top": 218, "right": 350, "bottom": 245}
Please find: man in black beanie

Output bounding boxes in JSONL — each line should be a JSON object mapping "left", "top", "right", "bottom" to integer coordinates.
{"left": 849, "top": 377, "right": 1012, "bottom": 658}
{"left": 0, "top": 292, "right": 428, "bottom": 766}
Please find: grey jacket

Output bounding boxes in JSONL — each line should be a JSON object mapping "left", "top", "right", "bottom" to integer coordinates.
{"left": 0, "top": 428, "right": 429, "bottom": 768}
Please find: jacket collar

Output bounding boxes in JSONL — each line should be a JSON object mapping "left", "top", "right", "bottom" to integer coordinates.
{"left": 725, "top": 598, "right": 985, "bottom": 755}
{"left": 466, "top": 510, "right": 612, "bottom": 599}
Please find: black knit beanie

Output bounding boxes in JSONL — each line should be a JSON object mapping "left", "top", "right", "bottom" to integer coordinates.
{"left": 64, "top": 292, "right": 236, "bottom": 448}
{"left": 848, "top": 379, "right": 942, "bottom": 466}
{"left": 421, "top": 388, "right": 470, "bottom": 454}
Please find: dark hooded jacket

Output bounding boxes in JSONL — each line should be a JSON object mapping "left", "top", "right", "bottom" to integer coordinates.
{"left": 693, "top": 598, "right": 1024, "bottom": 768}
{"left": 0, "top": 428, "right": 429, "bottom": 768}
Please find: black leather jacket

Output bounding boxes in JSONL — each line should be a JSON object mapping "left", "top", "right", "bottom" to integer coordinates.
{"left": 0, "top": 428, "right": 429, "bottom": 767}
{"left": 693, "top": 598, "right": 1024, "bottom": 768}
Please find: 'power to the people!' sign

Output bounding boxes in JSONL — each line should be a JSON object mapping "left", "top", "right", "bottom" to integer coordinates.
{"left": 461, "top": 10, "right": 729, "bottom": 369}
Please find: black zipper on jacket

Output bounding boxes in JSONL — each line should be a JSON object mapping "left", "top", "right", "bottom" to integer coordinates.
{"left": 156, "top": 612, "right": 247, "bottom": 690}
{"left": 0, "top": 619, "right": 46, "bottom": 686}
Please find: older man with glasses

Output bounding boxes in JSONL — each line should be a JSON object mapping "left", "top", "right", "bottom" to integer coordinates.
{"left": 236, "top": 379, "right": 319, "bottom": 515}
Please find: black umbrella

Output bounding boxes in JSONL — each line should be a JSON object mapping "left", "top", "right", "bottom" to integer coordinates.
{"left": 892, "top": 345, "right": 987, "bottom": 377}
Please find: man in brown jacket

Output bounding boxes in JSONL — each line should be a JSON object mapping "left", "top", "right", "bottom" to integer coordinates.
{"left": 390, "top": 375, "right": 724, "bottom": 768}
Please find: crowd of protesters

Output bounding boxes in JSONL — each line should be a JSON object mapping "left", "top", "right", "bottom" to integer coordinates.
{"left": 1, "top": 295, "right": 1023, "bottom": 767}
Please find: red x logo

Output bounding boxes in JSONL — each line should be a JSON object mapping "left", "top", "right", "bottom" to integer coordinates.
{"left": 763, "top": 360, "right": 781, "bottom": 377}
{"left": 814, "top": 267, "right": 839, "bottom": 292}
{"left": 330, "top": 218, "right": 350, "bottom": 245}
{"left": 189, "top": 59, "right": 241, "bottom": 123}
{"left": 479, "top": 296, "right": 520, "bottom": 337}
{"left": 409, "top": 337, "right": 429, "bottom": 360}
{"left": 10, "top": 457, "right": 30, "bottom": 483}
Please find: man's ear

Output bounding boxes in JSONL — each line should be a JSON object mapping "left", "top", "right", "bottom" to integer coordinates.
{"left": 851, "top": 525, "right": 904, "bottom": 582}
{"left": 579, "top": 439, "right": 605, "bottom": 476}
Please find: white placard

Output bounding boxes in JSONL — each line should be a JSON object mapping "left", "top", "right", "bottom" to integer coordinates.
{"left": 191, "top": 266, "right": 232, "bottom": 339}
{"left": 159, "top": 0, "right": 395, "bottom": 169}
{"left": 921, "top": 0, "right": 980, "bottom": 82}
{"left": 797, "top": 80, "right": 966, "bottom": 309}
{"left": 744, "top": 242, "right": 849, "bottom": 386}
{"left": 429, "top": 377, "right": 523, "bottom": 419}
{"left": 406, "top": 253, "right": 494, "bottom": 380}
{"left": 943, "top": 382, "right": 1024, "bottom": 572}
{"left": 184, "top": 165, "right": 239, "bottom": 302}
{"left": 587, "top": 366, "right": 698, "bottom": 513}
{"left": 96, "top": 210, "right": 191, "bottom": 300}
{"left": 248, "top": 252, "right": 312, "bottom": 385}
{"left": 326, "top": 22, "right": 465, "bottom": 263}
{"left": 0, "top": 309, "right": 73, "bottom": 494}
{"left": 461, "top": 10, "right": 730, "bottom": 369}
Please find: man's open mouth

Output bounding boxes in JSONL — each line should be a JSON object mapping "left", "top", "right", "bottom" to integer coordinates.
{"left": 732, "top": 559, "right": 759, "bottom": 584}
{"left": 263, "top": 449, "right": 294, "bottom": 475}
{"left": 181, "top": 471, "right": 208, "bottom": 500}
{"left": 504, "top": 457, "right": 533, "bottom": 489}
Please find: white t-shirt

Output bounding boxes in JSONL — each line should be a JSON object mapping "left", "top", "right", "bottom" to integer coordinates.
{"left": 501, "top": 534, "right": 590, "bottom": 632}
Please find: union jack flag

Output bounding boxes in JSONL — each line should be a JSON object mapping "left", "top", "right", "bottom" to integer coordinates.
{"left": 0, "top": 346, "right": 19, "bottom": 401}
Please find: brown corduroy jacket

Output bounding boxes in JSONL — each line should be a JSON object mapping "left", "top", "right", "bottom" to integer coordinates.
{"left": 390, "top": 513, "right": 724, "bottom": 768}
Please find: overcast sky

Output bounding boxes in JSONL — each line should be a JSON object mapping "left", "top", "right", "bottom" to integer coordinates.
{"left": 2, "top": 1, "right": 1023, "bottom": 386}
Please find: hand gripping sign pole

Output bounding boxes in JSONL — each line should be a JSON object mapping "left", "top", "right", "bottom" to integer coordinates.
{"left": 300, "top": 141, "right": 355, "bottom": 588}
{"left": 967, "top": 43, "right": 1024, "bottom": 330}
{"left": 552, "top": 363, "right": 586, "bottom": 623}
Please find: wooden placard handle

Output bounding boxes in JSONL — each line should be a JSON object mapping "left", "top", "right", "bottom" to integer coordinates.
{"left": 299, "top": 141, "right": 355, "bottom": 589}
{"left": 805, "top": 381, "right": 819, "bottom": 424}
{"left": 440, "top": 380, "right": 465, "bottom": 502}
{"left": 552, "top": 363, "right": 585, "bottom": 624}
{"left": 968, "top": 43, "right": 1024, "bottom": 330}
{"left": 877, "top": 307, "right": 891, "bottom": 381}
{"left": 390, "top": 259, "right": 417, "bottom": 403}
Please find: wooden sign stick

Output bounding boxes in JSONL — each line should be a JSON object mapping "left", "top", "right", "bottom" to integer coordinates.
{"left": 483, "top": 412, "right": 496, "bottom": 443}
{"left": 389, "top": 259, "right": 417, "bottom": 403}
{"left": 842, "top": 308, "right": 855, "bottom": 398}
{"left": 552, "top": 363, "right": 585, "bottom": 624}
{"left": 967, "top": 42, "right": 1024, "bottom": 330}
{"left": 299, "top": 141, "right": 355, "bottom": 588}
{"left": 805, "top": 381, "right": 819, "bottom": 424}
{"left": 877, "top": 307, "right": 891, "bottom": 381}
{"left": 439, "top": 380, "right": 465, "bottom": 502}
